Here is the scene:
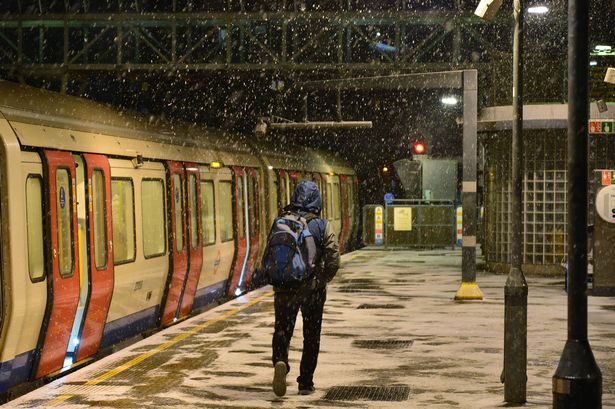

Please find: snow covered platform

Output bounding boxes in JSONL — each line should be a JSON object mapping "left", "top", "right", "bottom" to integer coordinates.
{"left": 9, "top": 249, "right": 615, "bottom": 408}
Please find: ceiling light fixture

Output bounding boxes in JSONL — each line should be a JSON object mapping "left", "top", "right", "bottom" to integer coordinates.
{"left": 527, "top": 6, "right": 548, "bottom": 14}
{"left": 441, "top": 96, "right": 458, "bottom": 105}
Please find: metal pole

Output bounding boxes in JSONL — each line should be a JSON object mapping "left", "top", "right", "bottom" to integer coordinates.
{"left": 552, "top": 0, "right": 602, "bottom": 405}
{"left": 503, "top": 0, "right": 528, "bottom": 403}
{"left": 454, "top": 70, "right": 483, "bottom": 301}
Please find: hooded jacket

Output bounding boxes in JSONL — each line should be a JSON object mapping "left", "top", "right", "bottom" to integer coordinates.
{"left": 277, "top": 180, "right": 340, "bottom": 290}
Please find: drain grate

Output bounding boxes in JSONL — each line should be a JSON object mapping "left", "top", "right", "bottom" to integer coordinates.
{"left": 352, "top": 339, "right": 413, "bottom": 349}
{"left": 324, "top": 385, "right": 410, "bottom": 401}
{"left": 357, "top": 304, "right": 404, "bottom": 309}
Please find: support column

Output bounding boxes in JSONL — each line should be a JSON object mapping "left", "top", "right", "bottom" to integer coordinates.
{"left": 552, "top": 0, "right": 602, "bottom": 406}
{"left": 455, "top": 69, "right": 483, "bottom": 301}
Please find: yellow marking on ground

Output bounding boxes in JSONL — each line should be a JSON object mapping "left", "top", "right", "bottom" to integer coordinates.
{"left": 48, "top": 394, "right": 73, "bottom": 406}
{"left": 84, "top": 290, "right": 274, "bottom": 387}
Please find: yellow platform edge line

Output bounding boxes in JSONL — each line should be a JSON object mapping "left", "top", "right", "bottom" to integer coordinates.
{"left": 48, "top": 394, "right": 73, "bottom": 406}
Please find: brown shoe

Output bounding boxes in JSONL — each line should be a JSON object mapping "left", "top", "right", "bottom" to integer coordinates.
{"left": 272, "top": 361, "right": 287, "bottom": 397}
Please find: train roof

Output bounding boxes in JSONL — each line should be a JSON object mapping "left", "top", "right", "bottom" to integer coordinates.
{"left": 0, "top": 80, "right": 354, "bottom": 175}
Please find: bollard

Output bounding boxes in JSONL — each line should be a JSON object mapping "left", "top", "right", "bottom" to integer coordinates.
{"left": 503, "top": 267, "right": 527, "bottom": 403}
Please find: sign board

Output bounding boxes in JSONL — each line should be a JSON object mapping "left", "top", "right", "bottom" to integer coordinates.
{"left": 393, "top": 207, "right": 412, "bottom": 231}
{"left": 384, "top": 192, "right": 395, "bottom": 205}
{"left": 456, "top": 206, "right": 463, "bottom": 246}
{"left": 589, "top": 120, "right": 615, "bottom": 134}
{"left": 374, "top": 206, "right": 384, "bottom": 246}
{"left": 601, "top": 170, "right": 615, "bottom": 186}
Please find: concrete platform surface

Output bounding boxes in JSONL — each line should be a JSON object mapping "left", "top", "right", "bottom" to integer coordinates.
{"left": 6, "top": 249, "right": 615, "bottom": 408}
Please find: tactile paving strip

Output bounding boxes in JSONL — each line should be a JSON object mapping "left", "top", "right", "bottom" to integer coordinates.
{"left": 324, "top": 385, "right": 411, "bottom": 401}
{"left": 352, "top": 339, "right": 413, "bottom": 349}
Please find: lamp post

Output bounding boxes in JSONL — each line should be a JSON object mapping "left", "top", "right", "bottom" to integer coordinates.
{"left": 474, "top": 0, "right": 527, "bottom": 403}
{"left": 552, "top": 0, "right": 602, "bottom": 407}
{"left": 503, "top": 0, "right": 528, "bottom": 403}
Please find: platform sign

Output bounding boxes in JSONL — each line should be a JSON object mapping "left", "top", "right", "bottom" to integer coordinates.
{"left": 456, "top": 206, "right": 463, "bottom": 246}
{"left": 601, "top": 170, "right": 615, "bottom": 186}
{"left": 589, "top": 120, "right": 615, "bottom": 134}
{"left": 384, "top": 192, "right": 395, "bottom": 205}
{"left": 374, "top": 206, "right": 384, "bottom": 246}
{"left": 393, "top": 207, "right": 412, "bottom": 231}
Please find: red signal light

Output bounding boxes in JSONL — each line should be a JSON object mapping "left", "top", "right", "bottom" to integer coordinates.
{"left": 413, "top": 141, "right": 426, "bottom": 155}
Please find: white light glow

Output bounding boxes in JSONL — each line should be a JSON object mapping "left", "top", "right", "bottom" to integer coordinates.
{"left": 441, "top": 96, "right": 458, "bottom": 105}
{"left": 235, "top": 288, "right": 243, "bottom": 296}
{"left": 267, "top": 165, "right": 274, "bottom": 170}
{"left": 595, "top": 45, "right": 613, "bottom": 52}
{"left": 528, "top": 6, "right": 549, "bottom": 14}
{"left": 590, "top": 61, "right": 598, "bottom": 66}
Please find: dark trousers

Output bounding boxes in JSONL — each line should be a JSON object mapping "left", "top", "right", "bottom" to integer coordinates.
{"left": 272, "top": 287, "right": 327, "bottom": 387}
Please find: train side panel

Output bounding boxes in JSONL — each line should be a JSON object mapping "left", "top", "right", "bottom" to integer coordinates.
{"left": 194, "top": 167, "right": 234, "bottom": 308}
{"left": 102, "top": 159, "right": 169, "bottom": 347}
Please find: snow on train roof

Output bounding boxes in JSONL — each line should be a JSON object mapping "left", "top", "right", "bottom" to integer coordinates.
{"left": 0, "top": 80, "right": 353, "bottom": 174}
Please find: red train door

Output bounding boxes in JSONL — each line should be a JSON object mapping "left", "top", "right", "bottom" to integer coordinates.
{"left": 178, "top": 163, "right": 203, "bottom": 318}
{"left": 76, "top": 154, "right": 114, "bottom": 362}
{"left": 339, "top": 175, "right": 351, "bottom": 252}
{"left": 244, "top": 168, "right": 261, "bottom": 289}
{"left": 227, "top": 167, "right": 249, "bottom": 297}
{"left": 34, "top": 150, "right": 80, "bottom": 379}
{"left": 160, "top": 161, "right": 188, "bottom": 326}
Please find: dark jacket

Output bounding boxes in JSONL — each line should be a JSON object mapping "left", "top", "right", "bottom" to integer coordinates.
{"left": 276, "top": 180, "right": 340, "bottom": 291}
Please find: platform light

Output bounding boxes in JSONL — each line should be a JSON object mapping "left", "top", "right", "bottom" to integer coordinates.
{"left": 210, "top": 161, "right": 223, "bottom": 169}
{"left": 441, "top": 96, "right": 458, "bottom": 105}
{"left": 267, "top": 165, "right": 274, "bottom": 170}
{"left": 595, "top": 45, "right": 612, "bottom": 52}
{"left": 590, "top": 61, "right": 598, "bottom": 66}
{"left": 328, "top": 171, "right": 335, "bottom": 176}
{"left": 474, "top": 0, "right": 503, "bottom": 20}
{"left": 382, "top": 166, "right": 389, "bottom": 173}
{"left": 527, "top": 6, "right": 548, "bottom": 14}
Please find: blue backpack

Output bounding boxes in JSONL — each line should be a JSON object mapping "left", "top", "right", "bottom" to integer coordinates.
{"left": 263, "top": 213, "right": 317, "bottom": 288}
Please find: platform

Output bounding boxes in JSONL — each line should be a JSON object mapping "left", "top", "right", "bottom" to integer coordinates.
{"left": 7, "top": 249, "right": 615, "bottom": 408}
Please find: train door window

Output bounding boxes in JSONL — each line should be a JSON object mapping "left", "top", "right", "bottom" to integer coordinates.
{"left": 111, "top": 178, "right": 135, "bottom": 264}
{"left": 92, "top": 169, "right": 108, "bottom": 269}
{"left": 248, "top": 175, "right": 256, "bottom": 236}
{"left": 173, "top": 173, "right": 184, "bottom": 252}
{"left": 237, "top": 176, "right": 245, "bottom": 240}
{"left": 188, "top": 174, "right": 198, "bottom": 250}
{"left": 333, "top": 180, "right": 341, "bottom": 220}
{"left": 201, "top": 180, "right": 215, "bottom": 245}
{"left": 142, "top": 179, "right": 166, "bottom": 258}
{"left": 56, "top": 168, "right": 74, "bottom": 277}
{"left": 326, "top": 182, "right": 333, "bottom": 218}
{"left": 286, "top": 173, "right": 291, "bottom": 203}
{"left": 219, "top": 181, "right": 234, "bottom": 241}
{"left": 26, "top": 175, "right": 45, "bottom": 282}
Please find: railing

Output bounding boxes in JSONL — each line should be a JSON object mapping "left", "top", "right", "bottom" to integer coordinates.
{"left": 363, "top": 199, "right": 457, "bottom": 248}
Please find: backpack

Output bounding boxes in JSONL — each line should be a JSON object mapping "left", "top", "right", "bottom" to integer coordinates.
{"left": 262, "top": 212, "right": 317, "bottom": 288}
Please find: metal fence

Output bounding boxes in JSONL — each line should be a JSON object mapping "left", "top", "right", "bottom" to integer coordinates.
{"left": 363, "top": 200, "right": 457, "bottom": 248}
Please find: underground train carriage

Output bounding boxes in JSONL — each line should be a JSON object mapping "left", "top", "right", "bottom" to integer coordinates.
{"left": 0, "top": 151, "right": 263, "bottom": 395}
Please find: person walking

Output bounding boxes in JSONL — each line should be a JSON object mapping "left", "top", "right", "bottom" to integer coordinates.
{"left": 265, "top": 180, "right": 340, "bottom": 397}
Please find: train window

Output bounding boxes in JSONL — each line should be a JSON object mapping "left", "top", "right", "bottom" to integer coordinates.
{"left": 326, "top": 183, "right": 333, "bottom": 219}
{"left": 188, "top": 174, "right": 199, "bottom": 250}
{"left": 219, "top": 181, "right": 234, "bottom": 242}
{"left": 173, "top": 173, "right": 184, "bottom": 252}
{"left": 26, "top": 175, "right": 45, "bottom": 282}
{"left": 333, "top": 181, "right": 341, "bottom": 220}
{"left": 237, "top": 176, "right": 245, "bottom": 240}
{"left": 92, "top": 169, "right": 108, "bottom": 269}
{"left": 248, "top": 175, "right": 256, "bottom": 236}
{"left": 201, "top": 180, "right": 215, "bottom": 245}
{"left": 56, "top": 168, "right": 74, "bottom": 278}
{"left": 142, "top": 179, "right": 166, "bottom": 258}
{"left": 111, "top": 178, "right": 135, "bottom": 264}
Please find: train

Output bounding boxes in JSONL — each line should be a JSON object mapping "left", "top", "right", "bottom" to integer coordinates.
{"left": 0, "top": 80, "right": 359, "bottom": 399}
